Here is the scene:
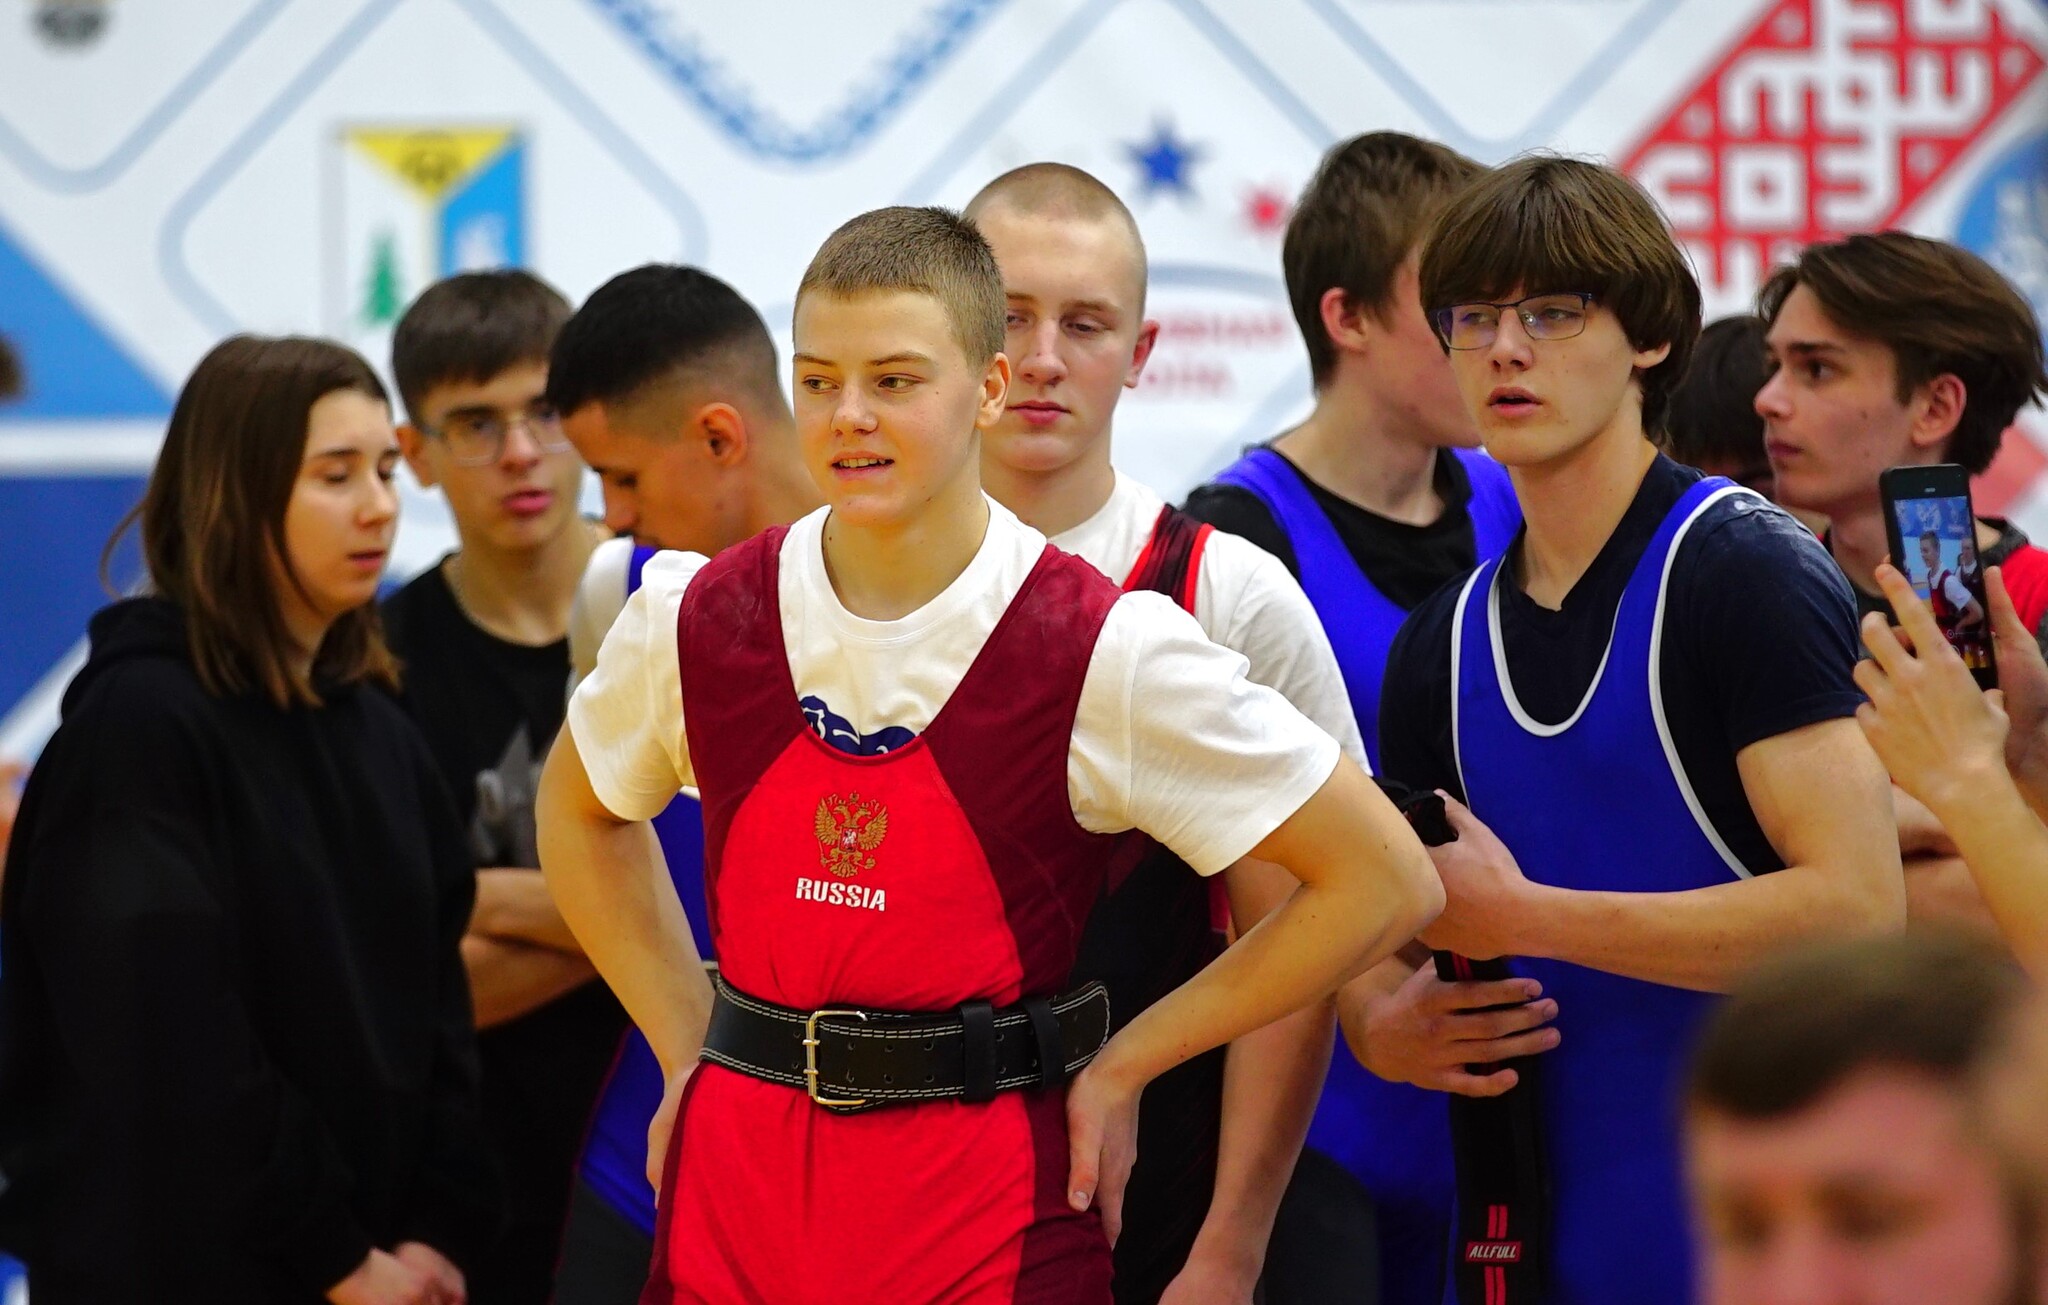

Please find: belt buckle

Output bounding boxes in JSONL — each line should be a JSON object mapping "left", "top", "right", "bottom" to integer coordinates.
{"left": 803, "top": 1008, "right": 869, "bottom": 1108}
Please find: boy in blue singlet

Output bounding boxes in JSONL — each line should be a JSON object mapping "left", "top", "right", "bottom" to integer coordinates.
{"left": 543, "top": 264, "right": 820, "bottom": 1304}
{"left": 1381, "top": 155, "right": 1904, "bottom": 1303}
{"left": 1185, "top": 133, "right": 1537, "bottom": 1305}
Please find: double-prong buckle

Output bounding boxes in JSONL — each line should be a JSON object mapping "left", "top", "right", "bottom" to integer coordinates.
{"left": 802, "top": 1008, "right": 869, "bottom": 1108}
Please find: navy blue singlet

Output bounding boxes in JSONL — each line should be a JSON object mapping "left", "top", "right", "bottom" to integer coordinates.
{"left": 575, "top": 546, "right": 714, "bottom": 1236}
{"left": 1450, "top": 478, "right": 1754, "bottom": 1303}
{"left": 1212, "top": 444, "right": 1520, "bottom": 1305}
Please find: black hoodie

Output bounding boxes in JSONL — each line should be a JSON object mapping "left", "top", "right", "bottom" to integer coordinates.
{"left": 0, "top": 598, "right": 500, "bottom": 1303}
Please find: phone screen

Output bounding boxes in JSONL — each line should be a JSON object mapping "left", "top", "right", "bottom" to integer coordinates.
{"left": 1889, "top": 491, "right": 1992, "bottom": 671}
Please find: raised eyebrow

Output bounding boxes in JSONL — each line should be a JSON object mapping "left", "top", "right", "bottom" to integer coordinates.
{"left": 791, "top": 351, "right": 836, "bottom": 368}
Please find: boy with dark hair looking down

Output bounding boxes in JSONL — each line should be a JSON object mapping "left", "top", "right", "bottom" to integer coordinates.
{"left": 543, "top": 263, "right": 819, "bottom": 1303}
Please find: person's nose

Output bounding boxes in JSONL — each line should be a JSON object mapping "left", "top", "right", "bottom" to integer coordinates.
{"left": 1015, "top": 320, "right": 1068, "bottom": 388}
{"left": 1485, "top": 309, "right": 1537, "bottom": 371}
{"left": 1755, "top": 369, "right": 1792, "bottom": 423}
{"left": 602, "top": 483, "right": 636, "bottom": 536}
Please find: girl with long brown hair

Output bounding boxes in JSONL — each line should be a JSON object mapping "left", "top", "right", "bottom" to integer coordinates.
{"left": 0, "top": 335, "right": 497, "bottom": 1304}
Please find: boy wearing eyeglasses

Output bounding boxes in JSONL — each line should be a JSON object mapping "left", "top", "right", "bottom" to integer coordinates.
{"left": 1380, "top": 157, "right": 1902, "bottom": 1302}
{"left": 384, "top": 269, "right": 623, "bottom": 1305}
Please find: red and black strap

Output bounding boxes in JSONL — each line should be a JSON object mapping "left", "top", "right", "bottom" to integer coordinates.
{"left": 1122, "top": 504, "right": 1211, "bottom": 615}
{"left": 1437, "top": 951, "right": 1551, "bottom": 1304}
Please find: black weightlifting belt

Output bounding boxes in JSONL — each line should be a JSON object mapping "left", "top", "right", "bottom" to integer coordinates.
{"left": 700, "top": 972, "right": 1113, "bottom": 1115}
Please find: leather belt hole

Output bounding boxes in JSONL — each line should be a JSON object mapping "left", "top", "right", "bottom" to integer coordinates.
{"left": 923, "top": 1073, "right": 935, "bottom": 1084}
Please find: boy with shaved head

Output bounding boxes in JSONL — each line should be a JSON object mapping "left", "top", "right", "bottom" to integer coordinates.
{"left": 966, "top": 163, "right": 1360, "bottom": 1303}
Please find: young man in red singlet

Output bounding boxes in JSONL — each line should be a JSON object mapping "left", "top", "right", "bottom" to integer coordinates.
{"left": 965, "top": 162, "right": 1353, "bottom": 1304}
{"left": 537, "top": 205, "right": 1443, "bottom": 1304}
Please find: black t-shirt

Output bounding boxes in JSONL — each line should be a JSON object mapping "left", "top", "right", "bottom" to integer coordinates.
{"left": 1379, "top": 456, "right": 1864, "bottom": 876}
{"left": 1182, "top": 443, "right": 1483, "bottom": 607}
{"left": 382, "top": 561, "right": 627, "bottom": 1283}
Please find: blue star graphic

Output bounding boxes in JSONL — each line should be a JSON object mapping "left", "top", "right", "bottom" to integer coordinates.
{"left": 1125, "top": 119, "right": 1205, "bottom": 201}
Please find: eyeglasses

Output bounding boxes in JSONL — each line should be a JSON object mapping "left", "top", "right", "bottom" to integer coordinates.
{"left": 419, "top": 404, "right": 572, "bottom": 467}
{"left": 1431, "top": 292, "right": 1596, "bottom": 351}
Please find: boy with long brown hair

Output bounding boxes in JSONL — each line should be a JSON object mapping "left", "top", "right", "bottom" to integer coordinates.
{"left": 1379, "top": 157, "right": 1902, "bottom": 1302}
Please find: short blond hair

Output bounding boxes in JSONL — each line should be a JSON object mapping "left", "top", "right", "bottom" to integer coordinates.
{"left": 797, "top": 206, "right": 1005, "bottom": 365}
{"left": 965, "top": 163, "right": 1149, "bottom": 311}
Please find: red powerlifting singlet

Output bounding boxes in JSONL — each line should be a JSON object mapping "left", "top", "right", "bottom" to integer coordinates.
{"left": 643, "top": 526, "right": 1122, "bottom": 1304}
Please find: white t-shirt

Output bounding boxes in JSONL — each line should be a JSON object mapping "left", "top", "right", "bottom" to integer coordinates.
{"left": 566, "top": 499, "right": 1339, "bottom": 876}
{"left": 1051, "top": 471, "right": 1367, "bottom": 773}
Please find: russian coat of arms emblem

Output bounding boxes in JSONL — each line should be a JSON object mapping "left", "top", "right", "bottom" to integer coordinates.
{"left": 814, "top": 793, "right": 889, "bottom": 878}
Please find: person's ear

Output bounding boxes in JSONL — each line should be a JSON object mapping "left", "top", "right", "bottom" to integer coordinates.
{"left": 697, "top": 402, "right": 750, "bottom": 466}
{"left": 1125, "top": 320, "right": 1161, "bottom": 390}
{"left": 1631, "top": 340, "right": 1672, "bottom": 371}
{"left": 976, "top": 352, "right": 1012, "bottom": 430}
{"left": 1907, "top": 373, "right": 1967, "bottom": 453}
{"left": 1319, "top": 288, "right": 1374, "bottom": 359}
{"left": 396, "top": 423, "right": 439, "bottom": 489}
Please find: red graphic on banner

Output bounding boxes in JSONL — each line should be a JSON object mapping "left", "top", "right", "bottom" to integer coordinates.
{"left": 1243, "top": 184, "right": 1292, "bottom": 235}
{"left": 1621, "top": 0, "right": 2045, "bottom": 302}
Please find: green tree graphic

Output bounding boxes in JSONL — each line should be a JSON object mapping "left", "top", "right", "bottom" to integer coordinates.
{"left": 361, "top": 232, "right": 404, "bottom": 327}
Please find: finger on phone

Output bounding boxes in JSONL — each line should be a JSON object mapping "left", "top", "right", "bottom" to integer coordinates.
{"left": 1860, "top": 610, "right": 1913, "bottom": 676}
{"left": 1986, "top": 566, "right": 2026, "bottom": 645}
{"left": 1873, "top": 563, "right": 1951, "bottom": 666}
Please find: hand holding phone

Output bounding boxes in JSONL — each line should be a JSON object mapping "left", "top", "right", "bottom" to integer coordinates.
{"left": 1880, "top": 463, "right": 1997, "bottom": 690}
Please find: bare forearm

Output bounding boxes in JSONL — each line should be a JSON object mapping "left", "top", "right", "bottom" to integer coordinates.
{"left": 1514, "top": 865, "right": 1898, "bottom": 993}
{"left": 536, "top": 745, "right": 710, "bottom": 1074}
{"left": 1930, "top": 781, "right": 2048, "bottom": 979}
{"left": 1903, "top": 854, "right": 2005, "bottom": 939}
{"left": 1098, "top": 766, "right": 1439, "bottom": 1092}
{"left": 1196, "top": 999, "right": 1334, "bottom": 1269}
{"left": 471, "top": 868, "right": 583, "bottom": 953}
{"left": 460, "top": 935, "right": 597, "bottom": 1029}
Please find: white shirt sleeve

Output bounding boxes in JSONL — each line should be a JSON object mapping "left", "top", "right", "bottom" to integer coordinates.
{"left": 565, "top": 549, "right": 708, "bottom": 822}
{"left": 567, "top": 536, "right": 636, "bottom": 695}
{"left": 1069, "top": 591, "right": 1342, "bottom": 876}
{"left": 1941, "top": 572, "right": 1975, "bottom": 611}
{"left": 1199, "top": 533, "right": 1371, "bottom": 774}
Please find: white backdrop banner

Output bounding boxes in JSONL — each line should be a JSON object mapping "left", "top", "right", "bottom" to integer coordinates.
{"left": 1, "top": 0, "right": 2046, "bottom": 762}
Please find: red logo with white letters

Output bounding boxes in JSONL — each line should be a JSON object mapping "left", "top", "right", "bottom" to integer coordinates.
{"left": 1621, "top": 0, "right": 2045, "bottom": 303}
{"left": 1465, "top": 1240, "right": 1524, "bottom": 1264}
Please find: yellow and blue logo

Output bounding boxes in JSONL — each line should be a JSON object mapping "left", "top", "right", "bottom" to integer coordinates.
{"left": 332, "top": 125, "right": 525, "bottom": 332}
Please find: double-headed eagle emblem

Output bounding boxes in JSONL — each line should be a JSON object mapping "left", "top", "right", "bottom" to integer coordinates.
{"left": 814, "top": 793, "right": 889, "bottom": 878}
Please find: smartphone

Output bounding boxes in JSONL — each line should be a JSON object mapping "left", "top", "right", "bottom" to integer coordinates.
{"left": 1880, "top": 463, "right": 1997, "bottom": 689}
